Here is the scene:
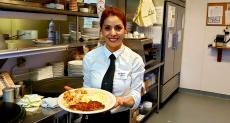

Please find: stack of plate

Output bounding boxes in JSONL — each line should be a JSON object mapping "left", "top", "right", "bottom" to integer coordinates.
{"left": 68, "top": 60, "right": 83, "bottom": 77}
{"left": 32, "top": 39, "right": 53, "bottom": 47}
{"left": 30, "top": 66, "right": 53, "bottom": 81}
{"left": 52, "top": 61, "right": 64, "bottom": 77}
{"left": 81, "top": 27, "right": 99, "bottom": 41}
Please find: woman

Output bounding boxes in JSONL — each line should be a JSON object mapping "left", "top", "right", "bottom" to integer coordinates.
{"left": 66, "top": 7, "right": 145, "bottom": 123}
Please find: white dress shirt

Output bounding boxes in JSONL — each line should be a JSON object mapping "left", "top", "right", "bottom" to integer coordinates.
{"left": 83, "top": 44, "right": 145, "bottom": 113}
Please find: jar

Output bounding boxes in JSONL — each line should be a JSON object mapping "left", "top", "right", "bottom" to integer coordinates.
{"left": 3, "top": 87, "right": 14, "bottom": 103}
{"left": 69, "top": 0, "right": 77, "bottom": 11}
{"left": 88, "top": 3, "right": 97, "bottom": 14}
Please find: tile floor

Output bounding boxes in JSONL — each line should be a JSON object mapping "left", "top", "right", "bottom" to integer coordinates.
{"left": 144, "top": 92, "right": 230, "bottom": 123}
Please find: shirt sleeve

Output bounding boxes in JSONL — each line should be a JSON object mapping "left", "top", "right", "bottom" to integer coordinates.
{"left": 83, "top": 55, "right": 90, "bottom": 88}
{"left": 129, "top": 56, "right": 145, "bottom": 109}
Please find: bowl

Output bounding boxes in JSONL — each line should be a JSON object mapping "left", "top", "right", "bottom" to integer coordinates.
{"left": 80, "top": 8, "right": 89, "bottom": 13}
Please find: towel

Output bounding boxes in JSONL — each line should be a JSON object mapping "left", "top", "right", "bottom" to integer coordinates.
{"left": 133, "top": 0, "right": 157, "bottom": 27}
{"left": 41, "top": 97, "right": 59, "bottom": 108}
{"left": 17, "top": 94, "right": 43, "bottom": 107}
{"left": 17, "top": 94, "right": 43, "bottom": 112}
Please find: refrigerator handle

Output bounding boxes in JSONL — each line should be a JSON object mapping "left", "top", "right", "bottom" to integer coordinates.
{"left": 172, "top": 32, "right": 178, "bottom": 50}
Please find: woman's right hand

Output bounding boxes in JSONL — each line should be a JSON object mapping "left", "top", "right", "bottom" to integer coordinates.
{"left": 64, "top": 86, "right": 73, "bottom": 91}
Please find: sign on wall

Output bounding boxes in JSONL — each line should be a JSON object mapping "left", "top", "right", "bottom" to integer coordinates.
{"left": 206, "top": 3, "right": 227, "bottom": 26}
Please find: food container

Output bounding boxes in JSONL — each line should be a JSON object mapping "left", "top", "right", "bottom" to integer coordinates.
{"left": 3, "top": 87, "right": 15, "bottom": 103}
{"left": 6, "top": 40, "right": 33, "bottom": 49}
{"left": 80, "top": 8, "right": 89, "bottom": 13}
{"left": 143, "top": 101, "right": 152, "bottom": 113}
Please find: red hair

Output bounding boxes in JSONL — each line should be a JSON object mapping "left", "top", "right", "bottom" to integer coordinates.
{"left": 100, "top": 7, "right": 127, "bottom": 29}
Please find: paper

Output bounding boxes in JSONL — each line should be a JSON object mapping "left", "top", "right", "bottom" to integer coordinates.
{"left": 136, "top": 26, "right": 162, "bottom": 44}
{"left": 155, "top": 6, "right": 164, "bottom": 24}
{"left": 167, "top": 5, "right": 176, "bottom": 28}
{"left": 178, "top": 30, "right": 182, "bottom": 42}
{"left": 151, "top": 26, "right": 162, "bottom": 44}
{"left": 168, "top": 31, "right": 173, "bottom": 48}
{"left": 207, "top": 6, "right": 223, "bottom": 24}
{"left": 225, "top": 11, "right": 230, "bottom": 25}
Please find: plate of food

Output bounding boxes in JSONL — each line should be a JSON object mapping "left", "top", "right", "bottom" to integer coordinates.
{"left": 58, "top": 88, "right": 116, "bottom": 114}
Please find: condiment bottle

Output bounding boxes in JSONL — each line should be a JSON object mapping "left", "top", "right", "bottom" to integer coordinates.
{"left": 48, "top": 19, "right": 55, "bottom": 42}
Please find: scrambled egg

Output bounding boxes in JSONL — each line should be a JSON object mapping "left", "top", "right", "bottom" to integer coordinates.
{"left": 63, "top": 89, "right": 107, "bottom": 106}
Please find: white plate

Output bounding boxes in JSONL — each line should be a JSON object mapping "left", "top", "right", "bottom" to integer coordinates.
{"left": 58, "top": 88, "right": 116, "bottom": 114}
{"left": 32, "top": 39, "right": 53, "bottom": 44}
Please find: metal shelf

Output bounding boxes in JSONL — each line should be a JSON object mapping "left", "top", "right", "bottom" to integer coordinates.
{"left": 0, "top": 45, "right": 68, "bottom": 59}
{"left": 0, "top": 2, "right": 98, "bottom": 18}
{"left": 137, "top": 102, "right": 158, "bottom": 123}
{"left": 145, "top": 61, "right": 164, "bottom": 73}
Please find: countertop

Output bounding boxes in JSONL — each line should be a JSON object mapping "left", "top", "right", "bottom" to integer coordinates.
{"left": 23, "top": 107, "right": 67, "bottom": 123}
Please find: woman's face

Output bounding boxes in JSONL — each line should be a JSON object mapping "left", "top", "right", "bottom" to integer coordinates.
{"left": 101, "top": 15, "right": 127, "bottom": 52}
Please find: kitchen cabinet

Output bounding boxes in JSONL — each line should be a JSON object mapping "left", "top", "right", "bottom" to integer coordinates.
{"left": 0, "top": 2, "right": 98, "bottom": 60}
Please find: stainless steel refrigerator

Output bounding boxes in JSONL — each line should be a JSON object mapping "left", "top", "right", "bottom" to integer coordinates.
{"left": 160, "top": 0, "right": 185, "bottom": 103}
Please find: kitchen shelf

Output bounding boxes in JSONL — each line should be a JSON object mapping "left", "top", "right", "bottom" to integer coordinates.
{"left": 69, "top": 40, "right": 99, "bottom": 47}
{"left": 0, "top": 45, "right": 68, "bottom": 59}
{"left": 211, "top": 45, "right": 230, "bottom": 62}
{"left": 145, "top": 61, "right": 164, "bottom": 73}
{"left": 0, "top": 2, "right": 98, "bottom": 18}
{"left": 142, "top": 82, "right": 158, "bottom": 96}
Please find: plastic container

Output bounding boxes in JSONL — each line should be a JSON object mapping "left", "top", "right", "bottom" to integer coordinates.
{"left": 143, "top": 101, "right": 152, "bottom": 113}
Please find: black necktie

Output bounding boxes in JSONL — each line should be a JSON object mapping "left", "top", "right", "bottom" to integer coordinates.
{"left": 101, "top": 54, "right": 116, "bottom": 92}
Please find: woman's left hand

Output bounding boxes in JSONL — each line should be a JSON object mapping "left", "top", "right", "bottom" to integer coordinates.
{"left": 113, "top": 96, "right": 135, "bottom": 108}
{"left": 114, "top": 96, "right": 125, "bottom": 108}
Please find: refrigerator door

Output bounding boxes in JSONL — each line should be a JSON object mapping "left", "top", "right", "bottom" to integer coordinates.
{"left": 173, "top": 5, "right": 185, "bottom": 75}
{"left": 162, "top": 2, "right": 178, "bottom": 84}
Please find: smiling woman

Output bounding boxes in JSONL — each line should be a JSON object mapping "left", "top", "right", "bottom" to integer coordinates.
{"left": 65, "top": 7, "right": 145, "bottom": 123}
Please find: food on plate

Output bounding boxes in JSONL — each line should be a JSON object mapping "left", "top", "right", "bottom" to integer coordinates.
{"left": 62, "top": 88, "right": 106, "bottom": 111}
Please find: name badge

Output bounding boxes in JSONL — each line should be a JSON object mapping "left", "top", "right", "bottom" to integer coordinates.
{"left": 115, "top": 71, "right": 129, "bottom": 79}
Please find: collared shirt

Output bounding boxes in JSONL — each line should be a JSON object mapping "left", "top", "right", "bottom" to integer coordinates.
{"left": 83, "top": 44, "right": 145, "bottom": 113}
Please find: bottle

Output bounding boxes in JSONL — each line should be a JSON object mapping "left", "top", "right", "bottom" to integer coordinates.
{"left": 48, "top": 19, "right": 55, "bottom": 42}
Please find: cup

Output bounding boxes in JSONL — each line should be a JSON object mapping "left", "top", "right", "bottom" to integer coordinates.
{"left": 14, "top": 85, "right": 22, "bottom": 99}
{"left": 127, "top": 33, "right": 133, "bottom": 38}
{"left": 139, "top": 33, "right": 145, "bottom": 38}
{"left": 62, "top": 34, "right": 70, "bottom": 44}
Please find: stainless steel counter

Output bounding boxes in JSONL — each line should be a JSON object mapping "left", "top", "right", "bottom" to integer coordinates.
{"left": 23, "top": 107, "right": 70, "bottom": 123}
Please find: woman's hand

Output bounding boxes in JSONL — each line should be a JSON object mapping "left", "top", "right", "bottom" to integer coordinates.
{"left": 113, "top": 96, "right": 124, "bottom": 108}
{"left": 113, "top": 96, "right": 135, "bottom": 108}
{"left": 64, "top": 86, "right": 73, "bottom": 91}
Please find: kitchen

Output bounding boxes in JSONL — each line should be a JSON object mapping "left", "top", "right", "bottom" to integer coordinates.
{"left": 0, "top": 0, "right": 230, "bottom": 123}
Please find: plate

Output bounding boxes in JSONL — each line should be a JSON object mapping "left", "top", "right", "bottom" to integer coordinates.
{"left": 32, "top": 39, "right": 53, "bottom": 44}
{"left": 58, "top": 88, "right": 116, "bottom": 114}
